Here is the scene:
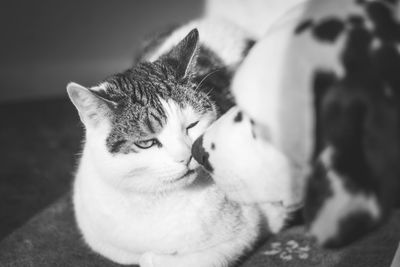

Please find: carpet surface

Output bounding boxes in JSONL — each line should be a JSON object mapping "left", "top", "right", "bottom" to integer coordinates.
{"left": 0, "top": 193, "right": 399, "bottom": 267}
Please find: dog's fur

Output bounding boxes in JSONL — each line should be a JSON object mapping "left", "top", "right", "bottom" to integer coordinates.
{"left": 194, "top": 0, "right": 400, "bottom": 247}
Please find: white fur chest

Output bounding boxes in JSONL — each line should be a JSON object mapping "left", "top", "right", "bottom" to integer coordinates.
{"left": 73, "top": 156, "right": 259, "bottom": 263}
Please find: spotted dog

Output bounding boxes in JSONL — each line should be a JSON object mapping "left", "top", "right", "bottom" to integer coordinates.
{"left": 192, "top": 0, "right": 400, "bottom": 247}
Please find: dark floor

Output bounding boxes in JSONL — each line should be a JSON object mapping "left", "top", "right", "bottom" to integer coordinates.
{"left": 0, "top": 97, "right": 82, "bottom": 240}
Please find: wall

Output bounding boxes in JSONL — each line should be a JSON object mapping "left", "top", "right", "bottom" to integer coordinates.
{"left": 0, "top": 0, "right": 203, "bottom": 102}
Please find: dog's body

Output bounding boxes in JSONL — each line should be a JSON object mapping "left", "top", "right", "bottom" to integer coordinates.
{"left": 194, "top": 0, "right": 400, "bottom": 247}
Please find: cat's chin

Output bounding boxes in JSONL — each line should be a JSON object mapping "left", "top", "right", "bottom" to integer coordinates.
{"left": 122, "top": 170, "right": 199, "bottom": 195}
{"left": 167, "top": 169, "right": 196, "bottom": 183}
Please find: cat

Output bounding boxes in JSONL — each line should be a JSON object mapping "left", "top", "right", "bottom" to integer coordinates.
{"left": 67, "top": 18, "right": 290, "bottom": 267}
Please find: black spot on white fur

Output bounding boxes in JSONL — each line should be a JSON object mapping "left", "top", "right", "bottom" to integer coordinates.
{"left": 242, "top": 39, "right": 256, "bottom": 57}
{"left": 295, "top": 19, "right": 314, "bottom": 35}
{"left": 252, "top": 131, "right": 257, "bottom": 140}
{"left": 312, "top": 18, "right": 345, "bottom": 43}
{"left": 233, "top": 111, "right": 242, "bottom": 122}
{"left": 192, "top": 136, "right": 214, "bottom": 172}
{"left": 249, "top": 119, "right": 257, "bottom": 139}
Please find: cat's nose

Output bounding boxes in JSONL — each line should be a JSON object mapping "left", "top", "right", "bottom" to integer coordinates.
{"left": 173, "top": 147, "right": 192, "bottom": 165}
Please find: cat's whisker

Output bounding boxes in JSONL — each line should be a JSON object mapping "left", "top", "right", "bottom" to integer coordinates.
{"left": 205, "top": 88, "right": 214, "bottom": 97}
{"left": 194, "top": 69, "right": 221, "bottom": 92}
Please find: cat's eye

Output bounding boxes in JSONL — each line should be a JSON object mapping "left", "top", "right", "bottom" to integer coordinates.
{"left": 186, "top": 121, "right": 199, "bottom": 132}
{"left": 134, "top": 139, "right": 158, "bottom": 149}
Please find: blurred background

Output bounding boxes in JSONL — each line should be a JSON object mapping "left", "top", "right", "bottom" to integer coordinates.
{"left": 0, "top": 0, "right": 202, "bottom": 240}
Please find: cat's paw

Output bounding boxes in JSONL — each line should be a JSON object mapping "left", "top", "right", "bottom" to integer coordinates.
{"left": 139, "top": 252, "right": 155, "bottom": 267}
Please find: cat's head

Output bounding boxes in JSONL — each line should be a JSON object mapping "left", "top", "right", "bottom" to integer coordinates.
{"left": 67, "top": 29, "right": 217, "bottom": 193}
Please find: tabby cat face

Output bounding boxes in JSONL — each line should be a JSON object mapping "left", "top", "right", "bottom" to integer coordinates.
{"left": 68, "top": 29, "right": 217, "bottom": 193}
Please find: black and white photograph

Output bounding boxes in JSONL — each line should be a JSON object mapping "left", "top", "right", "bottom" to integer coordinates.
{"left": 1, "top": 0, "right": 400, "bottom": 266}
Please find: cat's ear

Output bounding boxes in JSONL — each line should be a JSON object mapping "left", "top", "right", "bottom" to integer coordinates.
{"left": 161, "top": 28, "right": 199, "bottom": 79}
{"left": 67, "top": 82, "right": 116, "bottom": 128}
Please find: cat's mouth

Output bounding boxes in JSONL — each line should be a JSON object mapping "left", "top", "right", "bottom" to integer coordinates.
{"left": 169, "top": 169, "right": 196, "bottom": 183}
